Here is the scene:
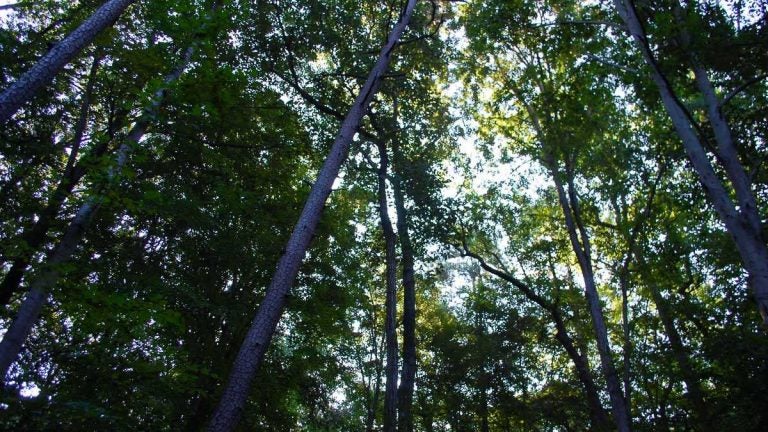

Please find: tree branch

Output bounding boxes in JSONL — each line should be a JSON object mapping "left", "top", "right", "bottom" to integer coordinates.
{"left": 721, "top": 74, "right": 768, "bottom": 108}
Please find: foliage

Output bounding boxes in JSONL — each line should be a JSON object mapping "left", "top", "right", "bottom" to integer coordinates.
{"left": 1, "top": 0, "right": 767, "bottom": 430}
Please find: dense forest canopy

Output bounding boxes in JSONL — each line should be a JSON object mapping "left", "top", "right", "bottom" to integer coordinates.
{"left": 0, "top": 0, "right": 766, "bottom": 430}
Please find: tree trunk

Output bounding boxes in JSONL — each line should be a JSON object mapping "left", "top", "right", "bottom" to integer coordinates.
{"left": 1, "top": 53, "right": 104, "bottom": 305}
{"left": 613, "top": 0, "right": 768, "bottom": 324}
{"left": 376, "top": 141, "right": 400, "bottom": 432}
{"left": 0, "top": 45, "right": 195, "bottom": 380}
{"left": 508, "top": 88, "right": 627, "bottom": 430}
{"left": 638, "top": 253, "right": 710, "bottom": 430}
{"left": 0, "top": 0, "right": 137, "bottom": 123}
{"left": 462, "top": 248, "right": 612, "bottom": 431}
{"left": 392, "top": 139, "right": 417, "bottom": 432}
{"left": 619, "top": 264, "right": 632, "bottom": 414}
{"left": 206, "top": 2, "right": 417, "bottom": 430}
{"left": 547, "top": 156, "right": 632, "bottom": 432}
{"left": 479, "top": 387, "right": 490, "bottom": 432}
{"left": 552, "top": 309, "right": 613, "bottom": 431}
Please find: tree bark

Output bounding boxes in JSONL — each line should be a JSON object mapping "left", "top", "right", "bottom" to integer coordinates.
{"left": 206, "top": 2, "right": 417, "bottom": 430}
{"left": 613, "top": 0, "right": 768, "bottom": 324}
{"left": 393, "top": 140, "right": 417, "bottom": 432}
{"left": 376, "top": 141, "right": 400, "bottom": 432}
{"left": 1, "top": 53, "right": 104, "bottom": 305}
{"left": 0, "top": 0, "right": 137, "bottom": 123}
{"left": 462, "top": 247, "right": 612, "bottom": 431}
{"left": 547, "top": 157, "right": 632, "bottom": 432}
{"left": 0, "top": 45, "right": 195, "bottom": 380}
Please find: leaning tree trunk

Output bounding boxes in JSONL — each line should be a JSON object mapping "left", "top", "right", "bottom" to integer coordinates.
{"left": 376, "top": 141, "right": 400, "bottom": 432}
{"left": 613, "top": 0, "right": 768, "bottom": 324}
{"left": 0, "top": 0, "right": 138, "bottom": 123}
{"left": 547, "top": 156, "right": 632, "bottom": 432}
{"left": 463, "top": 248, "right": 612, "bottom": 431}
{"left": 206, "top": 2, "right": 417, "bottom": 430}
{"left": 0, "top": 45, "right": 195, "bottom": 380}
{"left": 510, "top": 90, "right": 626, "bottom": 430}
{"left": 0, "top": 53, "right": 105, "bottom": 305}
{"left": 392, "top": 139, "right": 417, "bottom": 432}
{"left": 638, "top": 253, "right": 711, "bottom": 431}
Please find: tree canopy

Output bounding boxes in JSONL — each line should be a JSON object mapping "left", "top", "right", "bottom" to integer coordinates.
{"left": 1, "top": 0, "right": 767, "bottom": 430}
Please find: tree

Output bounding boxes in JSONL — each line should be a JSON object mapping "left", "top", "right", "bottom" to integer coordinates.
{"left": 0, "top": 0, "right": 138, "bottom": 123}
{"left": 207, "top": 1, "right": 418, "bottom": 429}
{"left": 372, "top": 137, "right": 400, "bottom": 432}
{"left": 612, "top": 0, "right": 768, "bottom": 324}
{"left": 0, "top": 42, "right": 196, "bottom": 379}
{"left": 3, "top": 1, "right": 768, "bottom": 430}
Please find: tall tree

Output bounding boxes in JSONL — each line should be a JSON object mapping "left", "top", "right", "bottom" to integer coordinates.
{"left": 0, "top": 42, "right": 196, "bottom": 379}
{"left": 0, "top": 0, "right": 138, "bottom": 122}
{"left": 373, "top": 139, "right": 400, "bottom": 432}
{"left": 612, "top": 0, "right": 768, "bottom": 324}
{"left": 393, "top": 135, "right": 418, "bottom": 432}
{"left": 206, "top": 1, "right": 418, "bottom": 430}
{"left": 545, "top": 152, "right": 632, "bottom": 432}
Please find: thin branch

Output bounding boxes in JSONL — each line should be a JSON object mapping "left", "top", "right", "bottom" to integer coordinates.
{"left": 533, "top": 19, "right": 626, "bottom": 30}
{"left": 460, "top": 239, "right": 552, "bottom": 310}
{"left": 584, "top": 52, "right": 639, "bottom": 74}
{"left": 721, "top": 74, "right": 768, "bottom": 108}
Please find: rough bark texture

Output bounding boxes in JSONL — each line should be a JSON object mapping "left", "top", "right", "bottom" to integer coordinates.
{"left": 0, "top": 46, "right": 194, "bottom": 380}
{"left": 614, "top": 0, "right": 768, "bottom": 325}
{"left": 0, "top": 0, "right": 137, "bottom": 123}
{"left": 377, "top": 141, "right": 399, "bottom": 432}
{"left": 393, "top": 140, "right": 417, "bottom": 432}
{"left": 463, "top": 248, "right": 612, "bottom": 431}
{"left": 206, "top": 2, "right": 417, "bottom": 430}
{"left": 548, "top": 159, "right": 632, "bottom": 432}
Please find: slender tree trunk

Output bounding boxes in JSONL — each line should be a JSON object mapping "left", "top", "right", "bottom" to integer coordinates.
{"left": 376, "top": 141, "right": 400, "bottom": 432}
{"left": 0, "top": 46, "right": 195, "bottom": 380}
{"left": 547, "top": 156, "right": 632, "bottom": 432}
{"left": 613, "top": 0, "right": 768, "bottom": 324}
{"left": 638, "top": 254, "right": 710, "bottom": 430}
{"left": 392, "top": 140, "right": 417, "bottom": 432}
{"left": 619, "top": 266, "right": 632, "bottom": 413}
{"left": 0, "top": 0, "right": 138, "bottom": 123}
{"left": 552, "top": 309, "right": 612, "bottom": 431}
{"left": 366, "top": 361, "right": 383, "bottom": 432}
{"left": 462, "top": 248, "right": 612, "bottom": 431}
{"left": 507, "top": 88, "right": 624, "bottom": 430}
{"left": 206, "top": 2, "right": 417, "bottom": 430}
{"left": 1, "top": 54, "right": 104, "bottom": 305}
{"left": 364, "top": 292, "right": 385, "bottom": 432}
{"left": 479, "top": 387, "right": 490, "bottom": 432}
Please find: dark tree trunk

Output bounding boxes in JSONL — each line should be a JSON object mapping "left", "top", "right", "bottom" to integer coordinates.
{"left": 0, "top": 54, "right": 104, "bottom": 305}
{"left": 376, "top": 141, "right": 399, "bottom": 432}
{"left": 392, "top": 141, "right": 417, "bottom": 432}
{"left": 206, "top": 2, "right": 417, "bottom": 430}
{"left": 0, "top": 0, "right": 137, "bottom": 122}
{"left": 0, "top": 45, "right": 195, "bottom": 380}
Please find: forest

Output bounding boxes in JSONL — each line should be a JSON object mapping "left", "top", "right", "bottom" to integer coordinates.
{"left": 0, "top": 0, "right": 767, "bottom": 430}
